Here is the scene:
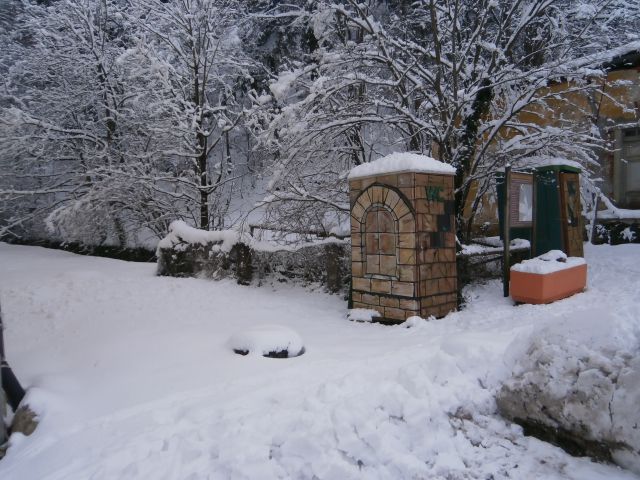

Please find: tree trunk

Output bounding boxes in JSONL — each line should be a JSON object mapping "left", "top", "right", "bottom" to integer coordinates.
{"left": 198, "top": 126, "right": 209, "bottom": 230}
{"left": 199, "top": 146, "right": 209, "bottom": 230}
{"left": 454, "top": 80, "right": 493, "bottom": 243}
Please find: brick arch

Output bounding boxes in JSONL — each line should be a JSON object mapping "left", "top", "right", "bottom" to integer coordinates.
{"left": 350, "top": 184, "right": 415, "bottom": 234}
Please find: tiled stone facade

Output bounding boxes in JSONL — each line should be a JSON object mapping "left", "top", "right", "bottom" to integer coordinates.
{"left": 350, "top": 171, "right": 457, "bottom": 322}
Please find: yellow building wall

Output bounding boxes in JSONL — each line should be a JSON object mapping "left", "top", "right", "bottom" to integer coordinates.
{"left": 466, "top": 67, "right": 640, "bottom": 236}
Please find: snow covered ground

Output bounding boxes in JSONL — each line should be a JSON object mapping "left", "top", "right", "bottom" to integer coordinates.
{"left": 0, "top": 242, "right": 638, "bottom": 480}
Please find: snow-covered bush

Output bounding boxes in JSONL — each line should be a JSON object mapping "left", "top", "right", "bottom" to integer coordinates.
{"left": 593, "top": 222, "right": 640, "bottom": 245}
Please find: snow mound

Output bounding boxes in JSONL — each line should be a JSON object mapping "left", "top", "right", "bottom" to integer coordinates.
{"left": 228, "top": 325, "right": 305, "bottom": 358}
{"left": 347, "top": 308, "right": 381, "bottom": 322}
{"left": 400, "top": 315, "right": 430, "bottom": 328}
{"left": 538, "top": 250, "right": 567, "bottom": 262}
{"left": 348, "top": 152, "right": 456, "bottom": 179}
{"left": 511, "top": 250, "right": 586, "bottom": 274}
{"left": 498, "top": 311, "right": 640, "bottom": 474}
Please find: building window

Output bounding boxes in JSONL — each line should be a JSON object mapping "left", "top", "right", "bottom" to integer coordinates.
{"left": 509, "top": 173, "right": 534, "bottom": 228}
{"left": 622, "top": 127, "right": 640, "bottom": 208}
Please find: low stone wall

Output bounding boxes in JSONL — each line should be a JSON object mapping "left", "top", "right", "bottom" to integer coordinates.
{"left": 157, "top": 235, "right": 350, "bottom": 294}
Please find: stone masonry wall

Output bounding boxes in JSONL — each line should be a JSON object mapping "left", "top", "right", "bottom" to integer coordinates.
{"left": 157, "top": 239, "right": 350, "bottom": 293}
{"left": 349, "top": 171, "right": 457, "bottom": 322}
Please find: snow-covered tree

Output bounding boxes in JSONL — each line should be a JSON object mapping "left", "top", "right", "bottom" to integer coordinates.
{"left": 2, "top": 0, "right": 638, "bottom": 245}
{"left": 133, "top": 0, "right": 255, "bottom": 230}
{"left": 0, "top": 0, "right": 259, "bottom": 243}
{"left": 261, "top": 0, "right": 640, "bottom": 241}
{"left": 0, "top": 0, "right": 185, "bottom": 244}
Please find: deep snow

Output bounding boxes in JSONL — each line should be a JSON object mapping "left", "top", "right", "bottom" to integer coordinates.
{"left": 0, "top": 242, "right": 638, "bottom": 479}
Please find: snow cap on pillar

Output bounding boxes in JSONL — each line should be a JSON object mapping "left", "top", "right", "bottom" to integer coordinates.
{"left": 348, "top": 152, "right": 456, "bottom": 179}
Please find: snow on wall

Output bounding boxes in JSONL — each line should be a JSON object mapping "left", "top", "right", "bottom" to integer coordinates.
{"left": 156, "top": 221, "right": 350, "bottom": 291}
{"left": 157, "top": 220, "right": 243, "bottom": 253}
{"left": 348, "top": 152, "right": 456, "bottom": 180}
{"left": 459, "top": 238, "right": 530, "bottom": 256}
{"left": 157, "top": 220, "right": 346, "bottom": 254}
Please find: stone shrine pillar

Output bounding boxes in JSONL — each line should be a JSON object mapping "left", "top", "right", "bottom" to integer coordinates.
{"left": 348, "top": 153, "right": 458, "bottom": 323}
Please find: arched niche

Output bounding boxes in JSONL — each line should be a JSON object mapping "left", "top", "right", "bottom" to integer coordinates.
{"left": 363, "top": 205, "right": 397, "bottom": 277}
{"left": 351, "top": 184, "right": 415, "bottom": 279}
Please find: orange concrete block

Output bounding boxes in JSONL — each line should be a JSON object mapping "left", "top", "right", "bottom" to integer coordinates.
{"left": 510, "top": 264, "right": 587, "bottom": 304}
